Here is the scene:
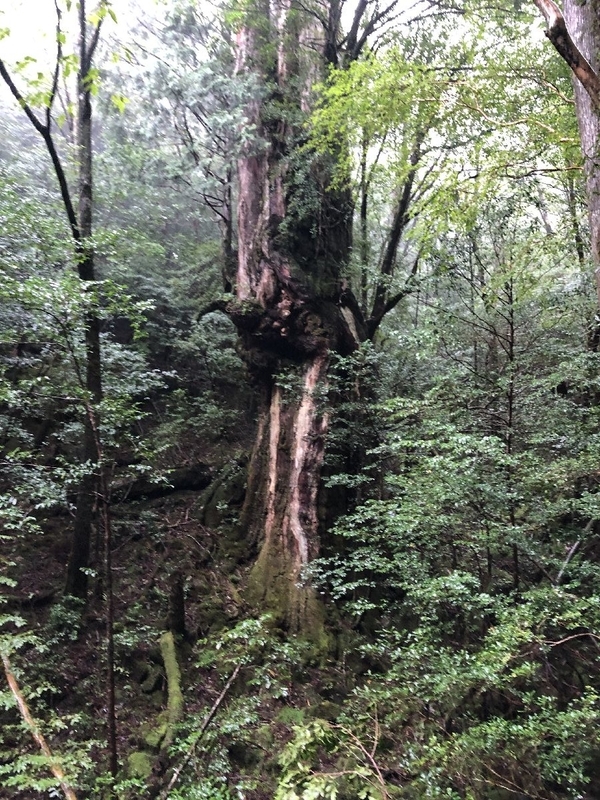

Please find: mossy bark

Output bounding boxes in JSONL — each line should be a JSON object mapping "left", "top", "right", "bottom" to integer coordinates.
{"left": 159, "top": 631, "right": 183, "bottom": 753}
{"left": 243, "top": 356, "right": 329, "bottom": 647}
{"left": 234, "top": 1, "right": 363, "bottom": 643}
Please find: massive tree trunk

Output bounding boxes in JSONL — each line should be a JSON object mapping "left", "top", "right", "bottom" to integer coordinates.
{"left": 242, "top": 356, "right": 331, "bottom": 635}
{"left": 233, "top": 0, "right": 363, "bottom": 635}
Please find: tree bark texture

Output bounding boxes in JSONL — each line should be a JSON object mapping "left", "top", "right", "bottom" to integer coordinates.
{"left": 234, "top": 0, "right": 363, "bottom": 635}
{"left": 563, "top": 0, "right": 600, "bottom": 300}
{"left": 534, "top": 0, "right": 600, "bottom": 298}
{"left": 532, "top": 0, "right": 600, "bottom": 110}
{"left": 242, "top": 355, "right": 330, "bottom": 634}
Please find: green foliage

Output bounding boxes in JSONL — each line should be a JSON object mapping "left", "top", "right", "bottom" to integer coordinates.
{"left": 0, "top": 2, "right": 598, "bottom": 799}
{"left": 308, "top": 137, "right": 600, "bottom": 797}
{"left": 46, "top": 597, "right": 86, "bottom": 644}
{"left": 197, "top": 616, "right": 311, "bottom": 697}
{"left": 276, "top": 719, "right": 385, "bottom": 800}
{"left": 168, "top": 780, "right": 236, "bottom": 800}
{"left": 309, "top": 9, "right": 579, "bottom": 309}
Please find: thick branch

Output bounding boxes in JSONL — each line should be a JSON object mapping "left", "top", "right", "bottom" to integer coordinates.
{"left": 354, "top": 0, "right": 400, "bottom": 58}
{"left": 367, "top": 256, "right": 420, "bottom": 338}
{"left": 343, "top": 0, "right": 401, "bottom": 61}
{"left": 87, "top": 20, "right": 103, "bottom": 69}
{"left": 345, "top": 0, "right": 369, "bottom": 57}
{"left": 380, "top": 137, "right": 423, "bottom": 279}
{"left": 532, "top": 0, "right": 600, "bottom": 110}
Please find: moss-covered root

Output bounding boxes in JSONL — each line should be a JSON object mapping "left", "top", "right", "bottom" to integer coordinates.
{"left": 159, "top": 631, "right": 184, "bottom": 753}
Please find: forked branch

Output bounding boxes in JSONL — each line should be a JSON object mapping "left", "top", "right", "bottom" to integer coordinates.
{"left": 531, "top": 0, "right": 600, "bottom": 110}
{"left": 0, "top": 59, "right": 80, "bottom": 243}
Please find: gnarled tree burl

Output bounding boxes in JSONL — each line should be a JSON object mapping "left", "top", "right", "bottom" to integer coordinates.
{"left": 230, "top": 0, "right": 416, "bottom": 635}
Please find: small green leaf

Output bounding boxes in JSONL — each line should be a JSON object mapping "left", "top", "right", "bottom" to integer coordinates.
{"left": 110, "top": 92, "right": 128, "bottom": 113}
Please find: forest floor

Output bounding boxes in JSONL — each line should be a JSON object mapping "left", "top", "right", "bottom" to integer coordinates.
{"left": 1, "top": 470, "right": 353, "bottom": 799}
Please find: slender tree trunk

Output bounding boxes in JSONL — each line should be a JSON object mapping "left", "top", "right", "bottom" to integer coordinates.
{"left": 65, "top": 0, "right": 102, "bottom": 597}
{"left": 566, "top": 171, "right": 585, "bottom": 269}
{"left": 359, "top": 136, "right": 370, "bottom": 312}
{"left": 1, "top": 655, "right": 78, "bottom": 800}
{"left": 0, "top": 3, "right": 103, "bottom": 599}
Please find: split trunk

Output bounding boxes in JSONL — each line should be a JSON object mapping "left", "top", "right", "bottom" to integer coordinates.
{"left": 233, "top": 0, "right": 363, "bottom": 635}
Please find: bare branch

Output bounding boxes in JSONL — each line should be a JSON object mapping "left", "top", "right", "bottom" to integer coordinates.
{"left": 380, "top": 255, "right": 421, "bottom": 317}
{"left": 367, "top": 130, "right": 424, "bottom": 336}
{"left": 159, "top": 663, "right": 242, "bottom": 799}
{"left": 354, "top": 0, "right": 400, "bottom": 57}
{"left": 344, "top": 0, "right": 369, "bottom": 57}
{"left": 87, "top": 18, "right": 103, "bottom": 68}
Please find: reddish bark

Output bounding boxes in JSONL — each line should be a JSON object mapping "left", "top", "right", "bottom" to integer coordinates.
{"left": 234, "top": 1, "right": 362, "bottom": 634}
{"left": 244, "top": 354, "right": 330, "bottom": 633}
{"left": 232, "top": 0, "right": 414, "bottom": 633}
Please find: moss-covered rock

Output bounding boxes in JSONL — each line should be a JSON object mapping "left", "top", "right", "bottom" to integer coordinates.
{"left": 140, "top": 664, "right": 163, "bottom": 694}
{"left": 127, "top": 750, "right": 153, "bottom": 779}
{"left": 141, "top": 712, "right": 168, "bottom": 750}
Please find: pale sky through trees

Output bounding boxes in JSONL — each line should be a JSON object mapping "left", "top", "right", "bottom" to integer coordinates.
{"left": 0, "top": 0, "right": 428, "bottom": 66}
{"left": 1, "top": 0, "right": 58, "bottom": 62}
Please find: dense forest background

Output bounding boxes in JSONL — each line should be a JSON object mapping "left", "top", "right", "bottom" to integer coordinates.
{"left": 2, "top": 0, "right": 600, "bottom": 798}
